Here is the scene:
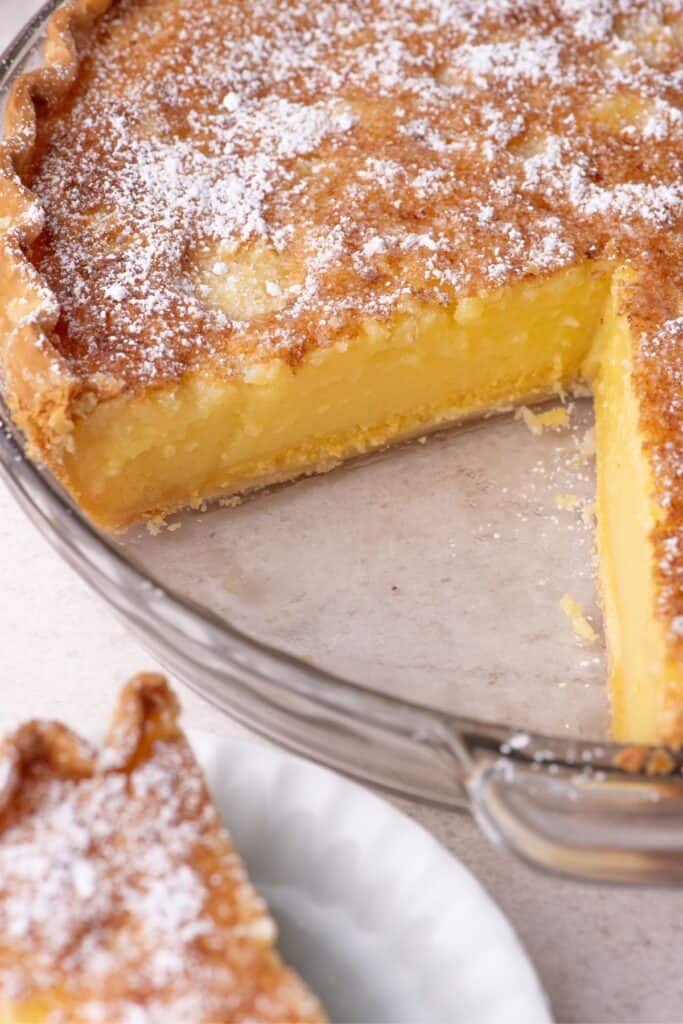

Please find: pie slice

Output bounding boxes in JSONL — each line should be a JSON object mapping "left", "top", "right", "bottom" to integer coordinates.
{"left": 3, "top": 0, "right": 683, "bottom": 745}
{"left": 0, "top": 674, "right": 325, "bottom": 1024}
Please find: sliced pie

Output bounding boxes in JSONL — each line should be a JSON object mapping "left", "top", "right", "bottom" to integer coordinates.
{"left": 3, "top": 0, "right": 683, "bottom": 744}
{"left": 0, "top": 673, "right": 325, "bottom": 1023}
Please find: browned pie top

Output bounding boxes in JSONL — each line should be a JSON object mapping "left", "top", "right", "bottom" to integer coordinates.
{"left": 14, "top": 0, "right": 683, "bottom": 389}
{"left": 0, "top": 675, "right": 324, "bottom": 1023}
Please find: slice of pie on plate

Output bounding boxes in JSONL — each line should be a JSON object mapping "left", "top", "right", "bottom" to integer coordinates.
{"left": 0, "top": 673, "right": 325, "bottom": 1023}
{"left": 3, "top": 0, "right": 683, "bottom": 744}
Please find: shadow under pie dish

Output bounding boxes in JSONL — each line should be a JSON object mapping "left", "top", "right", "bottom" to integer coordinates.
{"left": 0, "top": 673, "right": 325, "bottom": 1024}
{"left": 2, "top": 0, "right": 683, "bottom": 748}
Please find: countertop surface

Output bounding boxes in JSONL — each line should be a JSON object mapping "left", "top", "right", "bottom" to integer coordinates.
{"left": 2, "top": 2, "right": 682, "bottom": 1021}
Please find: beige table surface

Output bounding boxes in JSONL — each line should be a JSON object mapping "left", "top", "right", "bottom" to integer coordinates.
{"left": 2, "top": 3, "right": 683, "bottom": 1021}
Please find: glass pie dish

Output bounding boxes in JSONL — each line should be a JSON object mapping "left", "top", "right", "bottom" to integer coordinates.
{"left": 5, "top": 0, "right": 683, "bottom": 887}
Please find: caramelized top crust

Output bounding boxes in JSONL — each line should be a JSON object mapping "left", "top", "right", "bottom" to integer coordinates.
{"left": 6, "top": 0, "right": 683, "bottom": 390}
{"left": 0, "top": 674, "right": 324, "bottom": 1023}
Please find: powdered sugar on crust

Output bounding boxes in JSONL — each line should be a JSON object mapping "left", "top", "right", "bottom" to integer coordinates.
{"left": 0, "top": 679, "right": 323, "bottom": 1023}
{"left": 20, "top": 0, "right": 683, "bottom": 389}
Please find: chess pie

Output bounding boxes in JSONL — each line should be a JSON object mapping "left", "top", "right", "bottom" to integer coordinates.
{"left": 0, "top": 674, "right": 325, "bottom": 1023}
{"left": 4, "top": 1, "right": 683, "bottom": 744}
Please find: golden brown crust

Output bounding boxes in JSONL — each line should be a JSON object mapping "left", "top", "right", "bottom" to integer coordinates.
{"left": 0, "top": 673, "right": 173, "bottom": 813}
{"left": 0, "top": 673, "right": 325, "bottom": 1022}
{"left": 4, "top": 1, "right": 115, "bottom": 174}
{"left": 101, "top": 670, "right": 181, "bottom": 767}
{"left": 0, "top": 0, "right": 116, "bottom": 464}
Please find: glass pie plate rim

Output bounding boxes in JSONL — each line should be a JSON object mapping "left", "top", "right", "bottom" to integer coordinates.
{"left": 4, "top": 0, "right": 683, "bottom": 886}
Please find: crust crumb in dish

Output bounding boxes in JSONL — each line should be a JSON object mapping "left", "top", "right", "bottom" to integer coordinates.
{"left": 560, "top": 594, "right": 599, "bottom": 645}
{"left": 613, "top": 743, "right": 677, "bottom": 776}
{"left": 0, "top": 673, "right": 325, "bottom": 1024}
{"left": 555, "top": 493, "right": 583, "bottom": 511}
{"left": 516, "top": 405, "right": 571, "bottom": 435}
{"left": 645, "top": 746, "right": 677, "bottom": 775}
{"left": 613, "top": 744, "right": 649, "bottom": 774}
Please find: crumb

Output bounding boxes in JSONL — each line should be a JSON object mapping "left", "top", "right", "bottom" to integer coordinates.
{"left": 613, "top": 745, "right": 648, "bottom": 773}
{"left": 646, "top": 748, "right": 676, "bottom": 776}
{"left": 610, "top": 745, "right": 675, "bottom": 774}
{"left": 145, "top": 514, "right": 181, "bottom": 534}
{"left": 555, "top": 493, "right": 581, "bottom": 510}
{"left": 516, "top": 405, "right": 570, "bottom": 436}
{"left": 581, "top": 500, "right": 597, "bottom": 527}
{"left": 145, "top": 514, "right": 167, "bottom": 535}
{"left": 218, "top": 495, "right": 243, "bottom": 508}
{"left": 560, "top": 594, "right": 598, "bottom": 644}
{"left": 578, "top": 426, "right": 596, "bottom": 459}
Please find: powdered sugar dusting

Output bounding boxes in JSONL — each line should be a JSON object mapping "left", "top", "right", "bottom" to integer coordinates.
{"left": 0, "top": 700, "right": 321, "bottom": 1023}
{"left": 22, "top": 0, "right": 683, "bottom": 389}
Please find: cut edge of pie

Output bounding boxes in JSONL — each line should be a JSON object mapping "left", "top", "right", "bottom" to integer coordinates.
{"left": 0, "top": 671, "right": 326, "bottom": 1023}
{"left": 3, "top": 0, "right": 683, "bottom": 749}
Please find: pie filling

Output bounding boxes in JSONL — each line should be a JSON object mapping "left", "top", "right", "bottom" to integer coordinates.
{"left": 63, "top": 262, "right": 609, "bottom": 527}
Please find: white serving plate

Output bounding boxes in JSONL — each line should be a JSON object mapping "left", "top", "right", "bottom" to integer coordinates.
{"left": 191, "top": 730, "right": 551, "bottom": 1024}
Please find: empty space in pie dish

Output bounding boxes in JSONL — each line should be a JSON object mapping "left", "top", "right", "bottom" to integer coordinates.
{"left": 121, "top": 397, "right": 608, "bottom": 742}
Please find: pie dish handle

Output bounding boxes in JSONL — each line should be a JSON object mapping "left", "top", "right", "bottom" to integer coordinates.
{"left": 456, "top": 726, "right": 683, "bottom": 884}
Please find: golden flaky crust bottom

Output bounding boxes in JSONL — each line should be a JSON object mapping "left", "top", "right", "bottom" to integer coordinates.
{"left": 0, "top": 673, "right": 325, "bottom": 1023}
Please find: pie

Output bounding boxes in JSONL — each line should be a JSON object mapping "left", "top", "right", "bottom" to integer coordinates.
{"left": 2, "top": 1, "right": 683, "bottom": 746}
{"left": 0, "top": 673, "right": 325, "bottom": 1023}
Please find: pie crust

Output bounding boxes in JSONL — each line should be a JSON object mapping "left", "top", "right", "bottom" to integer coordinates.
{"left": 0, "top": 672, "right": 325, "bottom": 1022}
